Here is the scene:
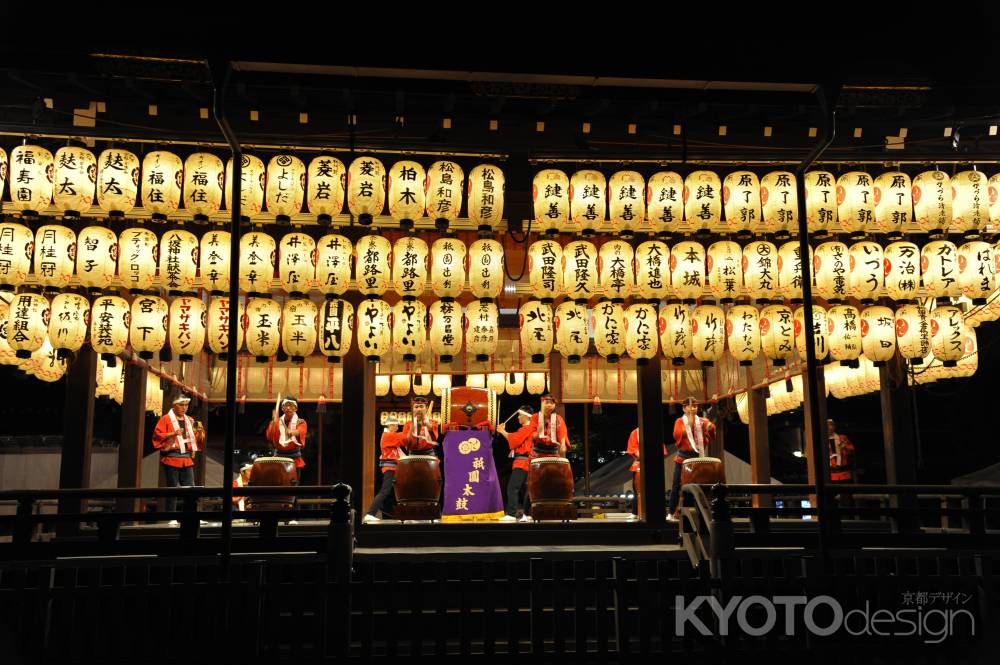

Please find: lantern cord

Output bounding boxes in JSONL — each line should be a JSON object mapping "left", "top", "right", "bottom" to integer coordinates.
{"left": 503, "top": 224, "right": 532, "bottom": 282}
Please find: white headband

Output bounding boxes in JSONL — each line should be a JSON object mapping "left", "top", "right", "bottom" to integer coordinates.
{"left": 516, "top": 409, "right": 532, "bottom": 418}
{"left": 172, "top": 397, "right": 191, "bottom": 405}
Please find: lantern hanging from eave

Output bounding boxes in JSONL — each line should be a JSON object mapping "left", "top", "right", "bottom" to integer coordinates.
{"left": 306, "top": 155, "right": 346, "bottom": 223}
{"left": 883, "top": 241, "right": 920, "bottom": 303}
{"left": 590, "top": 301, "right": 624, "bottom": 362}
{"left": 527, "top": 239, "right": 562, "bottom": 303}
{"left": 239, "top": 230, "right": 276, "bottom": 297}
{"left": 958, "top": 241, "right": 995, "bottom": 304}
{"left": 895, "top": 304, "right": 931, "bottom": 363}
{"left": 794, "top": 304, "right": 829, "bottom": 362}
{"left": 31, "top": 337, "right": 66, "bottom": 383}
{"left": 356, "top": 298, "right": 392, "bottom": 361}
{"left": 759, "top": 303, "right": 795, "bottom": 366}
{"left": 393, "top": 236, "right": 429, "bottom": 299}
{"left": 374, "top": 374, "right": 390, "bottom": 397}
{"left": 199, "top": 230, "right": 231, "bottom": 296}
{"left": 951, "top": 170, "right": 989, "bottom": 236}
{"left": 118, "top": 227, "right": 157, "bottom": 294}
{"left": 707, "top": 240, "right": 743, "bottom": 303}
{"left": 803, "top": 170, "right": 837, "bottom": 236}
{"left": 725, "top": 304, "right": 760, "bottom": 366}
{"left": 526, "top": 372, "right": 546, "bottom": 395}
{"left": 777, "top": 241, "right": 812, "bottom": 304}
{"left": 646, "top": 171, "right": 684, "bottom": 235}
{"left": 598, "top": 239, "right": 634, "bottom": 303}
{"left": 0, "top": 149, "right": 7, "bottom": 210}
{"left": 48, "top": 292, "right": 89, "bottom": 358}
{"left": 316, "top": 233, "right": 353, "bottom": 297}
{"left": 505, "top": 372, "right": 525, "bottom": 395}
{"left": 836, "top": 171, "right": 875, "bottom": 237}
{"left": 182, "top": 152, "right": 224, "bottom": 223}
{"left": 848, "top": 241, "right": 884, "bottom": 304}
{"left": 860, "top": 306, "right": 896, "bottom": 365}
{"left": 554, "top": 300, "right": 589, "bottom": 364}
{"left": 7, "top": 292, "right": 48, "bottom": 359}
{"left": 75, "top": 226, "right": 118, "bottom": 295}
{"left": 670, "top": 241, "right": 705, "bottom": 303}
{"left": 658, "top": 302, "right": 693, "bottom": 365}
{"left": 722, "top": 170, "right": 761, "bottom": 237}
{"left": 634, "top": 240, "right": 670, "bottom": 302}
{"left": 207, "top": 296, "right": 245, "bottom": 359}
{"left": 813, "top": 241, "right": 849, "bottom": 303}
{"left": 691, "top": 304, "right": 725, "bottom": 366}
{"left": 930, "top": 305, "right": 966, "bottom": 366}
{"left": 911, "top": 170, "right": 951, "bottom": 235}
{"left": 425, "top": 160, "right": 464, "bottom": 231}
{"left": 141, "top": 150, "right": 183, "bottom": 221}
{"left": 520, "top": 300, "right": 554, "bottom": 363}
{"left": 430, "top": 237, "right": 467, "bottom": 300}
{"left": 225, "top": 154, "right": 266, "bottom": 221}
{"left": 827, "top": 305, "right": 862, "bottom": 364}
{"left": 570, "top": 169, "right": 606, "bottom": 234}
{"left": 467, "top": 238, "right": 504, "bottom": 299}
{"left": 158, "top": 228, "right": 199, "bottom": 295}
{"left": 468, "top": 164, "right": 505, "bottom": 231}
{"left": 432, "top": 374, "right": 452, "bottom": 396}
{"left": 280, "top": 298, "right": 317, "bottom": 362}
{"left": 90, "top": 295, "right": 129, "bottom": 361}
{"left": 244, "top": 297, "right": 281, "bottom": 362}
{"left": 608, "top": 170, "right": 646, "bottom": 235}
{"left": 411, "top": 373, "right": 432, "bottom": 397}
{"left": 533, "top": 169, "right": 570, "bottom": 235}
{"left": 169, "top": 295, "right": 207, "bottom": 361}
{"left": 318, "top": 298, "right": 354, "bottom": 362}
{"left": 0, "top": 221, "right": 34, "bottom": 288}
{"left": 989, "top": 173, "right": 1000, "bottom": 229}
{"left": 387, "top": 160, "right": 426, "bottom": 230}
{"left": 484, "top": 371, "right": 505, "bottom": 395}
{"left": 129, "top": 295, "right": 168, "bottom": 359}
{"left": 33, "top": 224, "right": 76, "bottom": 292}
{"left": 873, "top": 171, "right": 912, "bottom": 237}
{"left": 278, "top": 231, "right": 316, "bottom": 296}
{"left": 52, "top": 146, "right": 96, "bottom": 217}
{"left": 97, "top": 148, "right": 139, "bottom": 217}
{"left": 428, "top": 300, "right": 463, "bottom": 363}
{"left": 742, "top": 240, "right": 778, "bottom": 304}
{"left": 683, "top": 170, "right": 721, "bottom": 231}
{"left": 465, "top": 373, "right": 486, "bottom": 389}
{"left": 760, "top": 170, "right": 798, "bottom": 236}
{"left": 624, "top": 303, "right": 658, "bottom": 364}
{"left": 391, "top": 374, "right": 411, "bottom": 397}
{"left": 466, "top": 299, "right": 499, "bottom": 362}
{"left": 9, "top": 145, "right": 53, "bottom": 217}
{"left": 265, "top": 154, "right": 306, "bottom": 223}
{"left": 561, "top": 239, "right": 598, "bottom": 304}
{"left": 391, "top": 299, "right": 427, "bottom": 362}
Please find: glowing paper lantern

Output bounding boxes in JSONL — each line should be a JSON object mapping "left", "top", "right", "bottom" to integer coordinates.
{"left": 391, "top": 299, "right": 427, "bottom": 362}
{"left": 554, "top": 301, "right": 589, "bottom": 363}
{"left": 684, "top": 170, "right": 721, "bottom": 231}
{"left": 467, "top": 238, "right": 504, "bottom": 299}
{"left": 316, "top": 234, "right": 353, "bottom": 297}
{"left": 707, "top": 240, "right": 743, "bottom": 303}
{"left": 813, "top": 241, "right": 849, "bottom": 303}
{"left": 912, "top": 170, "right": 951, "bottom": 235}
{"left": 624, "top": 303, "right": 658, "bottom": 364}
{"left": 318, "top": 298, "right": 354, "bottom": 362}
{"left": 860, "top": 306, "right": 896, "bottom": 365}
{"left": 425, "top": 160, "right": 463, "bottom": 230}
{"left": 533, "top": 169, "right": 570, "bottom": 235}
{"left": 33, "top": 225, "right": 76, "bottom": 292}
{"left": 0, "top": 222, "right": 33, "bottom": 288}
{"left": 52, "top": 146, "right": 96, "bottom": 216}
{"left": 848, "top": 241, "right": 884, "bottom": 304}
{"left": 836, "top": 171, "right": 875, "bottom": 237}
{"left": 200, "top": 230, "right": 231, "bottom": 295}
{"left": 265, "top": 154, "right": 306, "bottom": 222}
{"left": 794, "top": 304, "right": 829, "bottom": 362}
{"left": 244, "top": 298, "right": 281, "bottom": 361}
{"left": 392, "top": 374, "right": 411, "bottom": 397}
{"left": 777, "top": 241, "right": 811, "bottom": 303}
{"left": 118, "top": 227, "right": 158, "bottom": 293}
{"left": 429, "top": 300, "right": 463, "bottom": 363}
{"left": 562, "top": 239, "right": 598, "bottom": 304}
{"left": 413, "top": 374, "right": 432, "bottom": 396}
{"left": 760, "top": 171, "right": 797, "bottom": 235}
{"left": 392, "top": 236, "right": 429, "bottom": 299}
{"left": 658, "top": 303, "right": 693, "bottom": 365}
{"left": 505, "top": 372, "right": 525, "bottom": 395}
{"left": 608, "top": 170, "right": 646, "bottom": 234}
{"left": 465, "top": 374, "right": 486, "bottom": 389}
{"left": 599, "top": 239, "right": 634, "bottom": 302}
{"left": 591, "top": 301, "right": 624, "bottom": 362}
{"left": 356, "top": 298, "right": 392, "bottom": 361}
{"left": 346, "top": 157, "right": 386, "bottom": 226}
{"left": 207, "top": 296, "right": 245, "bottom": 358}
{"left": 804, "top": 170, "right": 837, "bottom": 236}
{"left": 307, "top": 155, "right": 346, "bottom": 223}
{"left": 280, "top": 298, "right": 317, "bottom": 362}
{"left": 158, "top": 229, "right": 199, "bottom": 295}
{"left": 759, "top": 304, "right": 795, "bottom": 366}
{"left": 169, "top": 296, "right": 207, "bottom": 361}
{"left": 691, "top": 304, "right": 725, "bottom": 366}
{"left": 433, "top": 374, "right": 452, "bottom": 396}
{"left": 239, "top": 230, "right": 276, "bottom": 297}
{"left": 634, "top": 240, "right": 670, "bottom": 302}
{"left": 6, "top": 293, "right": 48, "bottom": 359}
{"left": 828, "top": 305, "right": 862, "bottom": 364}
{"left": 742, "top": 241, "right": 778, "bottom": 304}
{"left": 183, "top": 152, "right": 224, "bottom": 222}
{"left": 670, "top": 241, "right": 705, "bottom": 303}
{"left": 930, "top": 305, "right": 966, "bottom": 365}
{"left": 129, "top": 295, "right": 168, "bottom": 359}
{"left": 48, "top": 293, "right": 89, "bottom": 357}
{"left": 466, "top": 299, "right": 498, "bottom": 361}
{"left": 722, "top": 170, "right": 761, "bottom": 236}
{"left": 989, "top": 173, "right": 1000, "bottom": 228}
{"left": 646, "top": 171, "right": 684, "bottom": 234}
{"left": 9, "top": 145, "right": 53, "bottom": 216}
{"left": 527, "top": 239, "right": 562, "bottom": 303}
{"left": 570, "top": 169, "right": 606, "bottom": 234}
{"left": 225, "top": 154, "right": 266, "bottom": 221}
{"left": 141, "top": 150, "right": 183, "bottom": 221}
{"left": 951, "top": 170, "right": 989, "bottom": 236}
{"left": 76, "top": 226, "right": 117, "bottom": 295}
{"left": 726, "top": 305, "right": 760, "bottom": 365}
{"left": 958, "top": 241, "right": 995, "bottom": 304}
{"left": 467, "top": 164, "right": 504, "bottom": 231}
{"left": 388, "top": 160, "right": 426, "bottom": 229}
{"left": 429, "top": 237, "right": 466, "bottom": 300}
{"left": 90, "top": 295, "right": 130, "bottom": 360}
{"left": 526, "top": 372, "right": 546, "bottom": 395}
{"left": 883, "top": 241, "right": 920, "bottom": 303}
{"left": 375, "top": 374, "right": 390, "bottom": 397}
{"left": 873, "top": 171, "right": 912, "bottom": 236}
{"left": 895, "top": 304, "right": 931, "bottom": 363}
{"left": 520, "top": 300, "right": 554, "bottom": 363}
{"left": 0, "top": 298, "right": 21, "bottom": 365}
{"left": 278, "top": 232, "right": 316, "bottom": 296}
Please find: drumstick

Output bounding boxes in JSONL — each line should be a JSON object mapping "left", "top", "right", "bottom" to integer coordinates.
{"left": 273, "top": 392, "right": 282, "bottom": 422}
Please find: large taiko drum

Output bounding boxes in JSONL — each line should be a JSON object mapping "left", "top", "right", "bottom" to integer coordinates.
{"left": 440, "top": 386, "right": 498, "bottom": 429}
{"left": 247, "top": 456, "right": 298, "bottom": 511}
{"left": 527, "top": 456, "right": 576, "bottom": 521}
{"left": 394, "top": 454, "right": 442, "bottom": 520}
{"left": 675, "top": 456, "right": 725, "bottom": 515}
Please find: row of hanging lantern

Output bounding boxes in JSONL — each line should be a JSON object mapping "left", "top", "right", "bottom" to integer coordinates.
{"left": 0, "top": 145, "right": 504, "bottom": 230}
{"left": 532, "top": 167, "right": 997, "bottom": 238}
{"left": 377, "top": 371, "right": 549, "bottom": 398}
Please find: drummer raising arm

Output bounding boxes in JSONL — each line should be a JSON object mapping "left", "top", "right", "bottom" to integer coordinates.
{"left": 528, "top": 393, "right": 569, "bottom": 458}
{"left": 667, "top": 398, "right": 716, "bottom": 518}
{"left": 402, "top": 396, "right": 439, "bottom": 455}
{"left": 266, "top": 395, "right": 307, "bottom": 475}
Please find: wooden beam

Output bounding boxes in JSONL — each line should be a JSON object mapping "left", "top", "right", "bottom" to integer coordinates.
{"left": 880, "top": 355, "right": 917, "bottom": 484}
{"left": 116, "top": 361, "right": 148, "bottom": 514}
{"left": 746, "top": 368, "right": 771, "bottom": 508}
{"left": 57, "top": 348, "right": 97, "bottom": 519}
{"left": 194, "top": 398, "right": 208, "bottom": 486}
{"left": 549, "top": 355, "right": 564, "bottom": 417}
{"left": 636, "top": 356, "right": 666, "bottom": 527}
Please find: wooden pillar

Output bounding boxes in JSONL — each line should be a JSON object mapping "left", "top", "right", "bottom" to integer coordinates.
{"left": 636, "top": 356, "right": 666, "bottom": 527}
{"left": 880, "top": 355, "right": 917, "bottom": 484}
{"left": 194, "top": 398, "right": 208, "bottom": 486}
{"left": 340, "top": 296, "right": 376, "bottom": 521}
{"left": 746, "top": 369, "right": 772, "bottom": 508}
{"left": 549, "top": 355, "right": 564, "bottom": 418}
{"left": 801, "top": 366, "right": 829, "bottom": 504}
{"left": 57, "top": 348, "right": 98, "bottom": 518}
{"left": 116, "top": 361, "right": 148, "bottom": 514}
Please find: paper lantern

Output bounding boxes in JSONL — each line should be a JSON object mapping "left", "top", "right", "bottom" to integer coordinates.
{"left": 467, "top": 164, "right": 504, "bottom": 231}
{"left": 75, "top": 226, "right": 117, "bottom": 295}
{"left": 598, "top": 239, "right": 634, "bottom": 302}
{"left": 804, "top": 170, "right": 837, "bottom": 236}
{"left": 624, "top": 303, "right": 658, "bottom": 364}
{"left": 33, "top": 225, "right": 76, "bottom": 292}
{"left": 760, "top": 171, "right": 797, "bottom": 235}
{"left": 683, "top": 170, "right": 721, "bottom": 231}
{"left": 90, "top": 295, "right": 129, "bottom": 360}
{"left": 658, "top": 303, "right": 693, "bottom": 365}
{"left": 742, "top": 241, "right": 778, "bottom": 304}
{"left": 691, "top": 304, "right": 725, "bottom": 366}
{"left": 827, "top": 305, "right": 862, "bottom": 364}
{"left": 554, "top": 301, "right": 589, "bottom": 363}
{"left": 118, "top": 227, "right": 158, "bottom": 294}
{"left": 277, "top": 232, "right": 316, "bottom": 296}
{"left": 425, "top": 160, "right": 464, "bottom": 230}
{"left": 129, "top": 295, "right": 168, "bottom": 359}
{"left": 526, "top": 372, "right": 546, "bottom": 395}
{"left": 989, "top": 173, "right": 1000, "bottom": 228}
{"left": 958, "top": 241, "right": 995, "bottom": 304}
{"left": 316, "top": 234, "right": 353, "bottom": 297}
{"left": 911, "top": 170, "right": 951, "bottom": 235}
{"left": 306, "top": 155, "right": 346, "bottom": 223}
{"left": 466, "top": 299, "right": 499, "bottom": 361}
{"left": 895, "top": 304, "right": 931, "bottom": 363}
{"left": 182, "top": 152, "right": 224, "bottom": 222}
{"left": 794, "top": 304, "right": 829, "bottom": 361}
{"left": 921, "top": 240, "right": 960, "bottom": 299}
{"left": 48, "top": 293, "right": 88, "bottom": 357}
{"left": 412, "top": 374, "right": 432, "bottom": 397}
{"left": 30, "top": 337, "right": 66, "bottom": 383}
{"left": 225, "top": 154, "right": 266, "bottom": 220}
{"left": 570, "top": 169, "right": 606, "bottom": 234}
{"left": 527, "top": 239, "right": 562, "bottom": 303}
{"left": 391, "top": 300, "right": 427, "bottom": 362}
{"left": 95, "top": 358, "right": 123, "bottom": 398}
{"left": 608, "top": 170, "right": 646, "bottom": 234}
{"left": 519, "top": 300, "right": 554, "bottom": 363}
{"left": 280, "top": 298, "right": 317, "bottom": 362}
{"left": 141, "top": 150, "right": 183, "bottom": 221}
{"left": 813, "top": 241, "right": 849, "bottom": 303}
{"left": 374, "top": 374, "right": 391, "bottom": 397}
{"left": 318, "top": 298, "right": 354, "bottom": 362}
{"left": 207, "top": 296, "right": 245, "bottom": 358}
{"left": 95, "top": 149, "right": 139, "bottom": 218}
{"left": 465, "top": 374, "right": 486, "bottom": 389}
{"left": 356, "top": 298, "right": 392, "bottom": 361}
{"left": 883, "top": 241, "right": 920, "bottom": 303}
{"left": 951, "top": 170, "right": 988, "bottom": 236}
{"left": 265, "top": 154, "right": 306, "bottom": 222}
{"left": 633, "top": 240, "right": 670, "bottom": 302}
{"left": 589, "top": 301, "right": 623, "bottom": 362}
{"left": 930, "top": 305, "right": 966, "bottom": 366}
{"left": 244, "top": 298, "right": 281, "bottom": 361}
{"left": 5, "top": 293, "right": 47, "bottom": 359}
{"left": 10, "top": 145, "right": 54, "bottom": 217}
{"left": 670, "top": 241, "right": 705, "bottom": 303}
{"left": 777, "top": 241, "right": 811, "bottom": 303}
{"left": 467, "top": 238, "right": 504, "bottom": 299}
{"left": 239, "top": 231, "right": 276, "bottom": 297}
{"left": 428, "top": 300, "right": 463, "bottom": 363}
{"left": 393, "top": 236, "right": 429, "bottom": 299}
{"left": 0, "top": 222, "right": 34, "bottom": 288}
{"left": 707, "top": 240, "right": 743, "bottom": 303}
{"left": 860, "top": 306, "right": 896, "bottom": 365}
{"left": 169, "top": 296, "right": 207, "bottom": 361}
{"left": 725, "top": 305, "right": 760, "bottom": 366}
{"left": 836, "top": 171, "right": 875, "bottom": 237}
{"left": 873, "top": 171, "right": 911, "bottom": 236}
{"left": 721, "top": 170, "right": 761, "bottom": 236}
{"left": 387, "top": 160, "right": 426, "bottom": 229}
{"left": 533, "top": 169, "right": 570, "bottom": 234}
{"left": 158, "top": 229, "right": 199, "bottom": 295}
{"left": 759, "top": 304, "right": 795, "bottom": 366}
{"left": 199, "top": 230, "right": 231, "bottom": 295}
{"left": 482, "top": 372, "right": 503, "bottom": 395}
{"left": 391, "top": 374, "right": 411, "bottom": 397}
{"left": 848, "top": 241, "right": 884, "bottom": 304}
{"left": 561, "top": 240, "right": 598, "bottom": 304}
{"left": 428, "top": 237, "right": 466, "bottom": 299}
{"left": 432, "top": 374, "right": 452, "bottom": 396}
{"left": 52, "top": 146, "right": 96, "bottom": 216}
{"left": 646, "top": 171, "right": 684, "bottom": 233}
{"left": 502, "top": 372, "right": 524, "bottom": 395}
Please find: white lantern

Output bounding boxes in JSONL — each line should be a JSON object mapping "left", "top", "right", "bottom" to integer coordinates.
{"left": 90, "top": 295, "right": 129, "bottom": 360}
{"left": 30, "top": 337, "right": 66, "bottom": 383}
{"left": 169, "top": 296, "right": 207, "bottom": 361}
{"left": 562, "top": 240, "right": 598, "bottom": 304}
{"left": 429, "top": 300, "right": 463, "bottom": 363}
{"left": 141, "top": 150, "right": 183, "bottom": 221}
{"left": 48, "top": 293, "right": 89, "bottom": 357}
{"left": 483, "top": 372, "right": 504, "bottom": 394}
{"left": 554, "top": 301, "right": 589, "bottom": 363}
{"left": 520, "top": 300, "right": 554, "bottom": 363}
{"left": 75, "top": 226, "right": 117, "bottom": 295}
{"left": 225, "top": 154, "right": 266, "bottom": 220}
{"left": 683, "top": 170, "right": 721, "bottom": 231}
{"left": 722, "top": 170, "right": 761, "bottom": 236}
{"left": 33, "top": 225, "right": 76, "bottom": 292}
{"left": 10, "top": 145, "right": 53, "bottom": 216}
{"left": 951, "top": 170, "right": 989, "bottom": 236}
{"left": 989, "top": 173, "right": 1000, "bottom": 228}
{"left": 0, "top": 298, "right": 21, "bottom": 365}
{"left": 527, "top": 239, "right": 562, "bottom": 303}
{"left": 912, "top": 170, "right": 951, "bottom": 235}
{"left": 804, "top": 170, "right": 838, "bottom": 236}
{"left": 0, "top": 222, "right": 34, "bottom": 288}
{"left": 207, "top": 296, "right": 245, "bottom": 358}
{"left": 388, "top": 160, "right": 426, "bottom": 229}
{"left": 598, "top": 239, "right": 634, "bottom": 302}
{"left": 412, "top": 374, "right": 432, "bottom": 397}
{"left": 391, "top": 300, "right": 427, "bottom": 362}
{"left": 570, "top": 169, "right": 606, "bottom": 233}
{"left": 239, "top": 230, "right": 276, "bottom": 297}
{"left": 873, "top": 171, "right": 912, "bottom": 236}
{"left": 958, "top": 241, "right": 995, "bottom": 304}
{"left": 759, "top": 304, "right": 795, "bottom": 366}
{"left": 158, "top": 229, "right": 199, "bottom": 295}
{"left": 432, "top": 374, "right": 452, "bottom": 396}
{"left": 392, "top": 374, "right": 411, "bottom": 397}
{"left": 608, "top": 170, "right": 646, "bottom": 234}
{"left": 827, "top": 305, "right": 862, "bottom": 364}
{"left": 375, "top": 374, "right": 391, "bottom": 396}
{"left": 183, "top": 152, "right": 224, "bottom": 222}
{"left": 468, "top": 164, "right": 505, "bottom": 231}
{"left": 670, "top": 241, "right": 705, "bottom": 303}
{"left": 624, "top": 303, "right": 658, "bottom": 364}
{"left": 316, "top": 234, "right": 353, "bottom": 297}
{"left": 646, "top": 171, "right": 684, "bottom": 233}
{"left": 895, "top": 304, "right": 931, "bottom": 363}
{"left": 53, "top": 146, "right": 96, "bottom": 216}
{"left": 533, "top": 169, "right": 571, "bottom": 234}
{"left": 199, "top": 230, "right": 231, "bottom": 295}
{"left": 883, "top": 241, "right": 920, "bottom": 303}
{"left": 760, "top": 171, "right": 798, "bottom": 235}
{"left": 836, "top": 171, "right": 875, "bottom": 237}
{"left": 392, "top": 236, "right": 429, "bottom": 299}
{"left": 306, "top": 155, "right": 346, "bottom": 223}
{"left": 526, "top": 372, "right": 546, "bottom": 395}
{"left": 742, "top": 241, "right": 778, "bottom": 304}
{"left": 920, "top": 240, "right": 960, "bottom": 299}
{"left": 425, "top": 160, "right": 464, "bottom": 230}
{"left": 465, "top": 374, "right": 486, "bottom": 389}
{"left": 265, "top": 154, "right": 306, "bottom": 222}
{"left": 691, "top": 304, "right": 725, "bottom": 366}
{"left": 346, "top": 156, "right": 387, "bottom": 225}
{"left": 634, "top": 240, "right": 670, "bottom": 302}
{"left": 278, "top": 232, "right": 316, "bottom": 296}
{"left": 930, "top": 305, "right": 966, "bottom": 366}
{"left": 813, "top": 241, "right": 849, "bottom": 303}
{"left": 848, "top": 241, "right": 884, "bottom": 304}
{"left": 7, "top": 293, "right": 48, "bottom": 359}
{"left": 467, "top": 238, "right": 504, "bottom": 299}
{"left": 794, "top": 304, "right": 829, "bottom": 362}
{"left": 589, "top": 301, "right": 623, "bottom": 362}
{"left": 707, "top": 240, "right": 743, "bottom": 303}
{"left": 500, "top": 372, "right": 523, "bottom": 395}
{"left": 726, "top": 305, "right": 760, "bottom": 366}
{"left": 777, "top": 241, "right": 812, "bottom": 303}
{"left": 356, "top": 298, "right": 392, "bottom": 361}
{"left": 244, "top": 298, "right": 281, "bottom": 361}
{"left": 117, "top": 227, "right": 158, "bottom": 294}
{"left": 430, "top": 237, "right": 467, "bottom": 299}
{"left": 659, "top": 303, "right": 693, "bottom": 365}
{"left": 280, "top": 298, "right": 317, "bottom": 362}
{"left": 318, "top": 298, "right": 354, "bottom": 362}
{"left": 466, "top": 299, "right": 499, "bottom": 361}
{"left": 129, "top": 295, "right": 168, "bottom": 359}
{"left": 860, "top": 306, "right": 896, "bottom": 365}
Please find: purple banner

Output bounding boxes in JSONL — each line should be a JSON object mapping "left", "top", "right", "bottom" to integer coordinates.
{"left": 441, "top": 429, "right": 505, "bottom": 522}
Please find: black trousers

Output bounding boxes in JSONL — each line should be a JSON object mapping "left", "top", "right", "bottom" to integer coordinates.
{"left": 667, "top": 454, "right": 699, "bottom": 515}
{"left": 164, "top": 464, "right": 195, "bottom": 513}
{"left": 505, "top": 468, "right": 528, "bottom": 516}
{"left": 366, "top": 470, "right": 396, "bottom": 517}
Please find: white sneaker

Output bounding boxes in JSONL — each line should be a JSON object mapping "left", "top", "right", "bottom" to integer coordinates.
{"left": 167, "top": 520, "right": 180, "bottom": 527}
{"left": 519, "top": 515, "right": 531, "bottom": 523}
{"left": 499, "top": 515, "right": 517, "bottom": 523}
{"left": 666, "top": 513, "right": 676, "bottom": 521}
{"left": 287, "top": 520, "right": 299, "bottom": 525}
{"left": 362, "top": 514, "right": 380, "bottom": 524}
